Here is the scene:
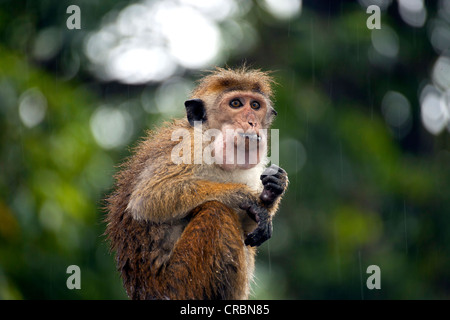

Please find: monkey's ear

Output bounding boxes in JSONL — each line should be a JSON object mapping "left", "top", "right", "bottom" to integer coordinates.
{"left": 271, "top": 108, "right": 278, "bottom": 116}
{"left": 185, "top": 99, "right": 207, "bottom": 126}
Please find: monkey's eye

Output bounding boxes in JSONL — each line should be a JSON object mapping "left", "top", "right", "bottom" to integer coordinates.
{"left": 229, "top": 99, "right": 242, "bottom": 108}
{"left": 251, "top": 101, "right": 260, "bottom": 110}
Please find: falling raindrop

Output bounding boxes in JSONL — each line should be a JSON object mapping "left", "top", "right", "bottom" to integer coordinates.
{"left": 404, "top": 200, "right": 409, "bottom": 255}
{"left": 358, "top": 250, "right": 365, "bottom": 300}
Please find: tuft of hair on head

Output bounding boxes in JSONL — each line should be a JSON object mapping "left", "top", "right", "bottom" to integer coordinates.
{"left": 190, "top": 65, "right": 276, "bottom": 100}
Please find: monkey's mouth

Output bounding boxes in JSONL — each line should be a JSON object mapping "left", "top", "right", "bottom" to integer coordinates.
{"left": 238, "top": 132, "right": 261, "bottom": 142}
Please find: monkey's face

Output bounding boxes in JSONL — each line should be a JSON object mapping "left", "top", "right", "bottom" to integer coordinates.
{"left": 211, "top": 91, "right": 272, "bottom": 170}
{"left": 185, "top": 89, "right": 277, "bottom": 171}
{"left": 216, "top": 91, "right": 270, "bottom": 131}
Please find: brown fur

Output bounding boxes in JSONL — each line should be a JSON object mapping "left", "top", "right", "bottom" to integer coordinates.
{"left": 106, "top": 200, "right": 254, "bottom": 299}
{"left": 105, "top": 67, "right": 284, "bottom": 300}
{"left": 122, "top": 119, "right": 261, "bottom": 223}
{"left": 191, "top": 66, "right": 275, "bottom": 100}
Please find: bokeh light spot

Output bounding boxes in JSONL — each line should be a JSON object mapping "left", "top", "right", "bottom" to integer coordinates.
{"left": 90, "top": 106, "right": 134, "bottom": 149}
{"left": 18, "top": 88, "right": 47, "bottom": 128}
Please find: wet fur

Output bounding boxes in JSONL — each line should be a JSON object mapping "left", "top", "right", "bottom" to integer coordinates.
{"left": 105, "top": 67, "right": 283, "bottom": 300}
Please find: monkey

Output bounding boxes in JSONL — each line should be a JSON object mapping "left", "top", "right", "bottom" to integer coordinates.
{"left": 105, "top": 66, "right": 288, "bottom": 300}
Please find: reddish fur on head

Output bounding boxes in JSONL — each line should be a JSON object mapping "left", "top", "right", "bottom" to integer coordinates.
{"left": 190, "top": 66, "right": 275, "bottom": 100}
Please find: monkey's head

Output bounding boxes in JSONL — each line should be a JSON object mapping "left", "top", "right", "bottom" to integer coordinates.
{"left": 184, "top": 66, "right": 277, "bottom": 171}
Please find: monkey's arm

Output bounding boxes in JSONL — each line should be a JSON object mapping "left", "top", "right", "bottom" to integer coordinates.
{"left": 127, "top": 173, "right": 259, "bottom": 223}
{"left": 241, "top": 164, "right": 289, "bottom": 247}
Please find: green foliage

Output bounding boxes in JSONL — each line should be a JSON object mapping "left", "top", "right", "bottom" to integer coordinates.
{"left": 0, "top": 48, "right": 127, "bottom": 299}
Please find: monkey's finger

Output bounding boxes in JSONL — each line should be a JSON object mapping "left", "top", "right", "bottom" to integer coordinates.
{"left": 261, "top": 172, "right": 281, "bottom": 180}
{"left": 260, "top": 190, "right": 277, "bottom": 205}
{"left": 245, "top": 220, "right": 272, "bottom": 247}
{"left": 244, "top": 233, "right": 258, "bottom": 247}
{"left": 245, "top": 229, "right": 264, "bottom": 247}
{"left": 263, "top": 182, "right": 284, "bottom": 195}
{"left": 276, "top": 168, "right": 288, "bottom": 182}
{"left": 276, "top": 166, "right": 286, "bottom": 175}
{"left": 261, "top": 176, "right": 286, "bottom": 190}
{"left": 260, "top": 183, "right": 284, "bottom": 205}
{"left": 261, "top": 175, "right": 277, "bottom": 185}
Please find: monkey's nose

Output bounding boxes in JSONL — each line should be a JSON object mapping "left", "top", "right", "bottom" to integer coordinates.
{"left": 245, "top": 112, "right": 258, "bottom": 129}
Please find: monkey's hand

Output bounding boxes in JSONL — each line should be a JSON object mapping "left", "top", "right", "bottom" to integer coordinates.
{"left": 240, "top": 203, "right": 272, "bottom": 247}
{"left": 259, "top": 164, "right": 288, "bottom": 207}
